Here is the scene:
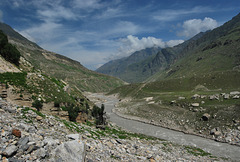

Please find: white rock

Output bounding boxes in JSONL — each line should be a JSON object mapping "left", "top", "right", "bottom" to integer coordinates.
{"left": 191, "top": 103, "right": 200, "bottom": 107}
{"left": 230, "top": 91, "right": 240, "bottom": 95}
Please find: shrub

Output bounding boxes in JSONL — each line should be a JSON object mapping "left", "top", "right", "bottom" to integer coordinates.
{"left": 67, "top": 104, "right": 80, "bottom": 122}
{"left": 54, "top": 101, "right": 60, "bottom": 108}
{"left": 32, "top": 99, "right": 43, "bottom": 111}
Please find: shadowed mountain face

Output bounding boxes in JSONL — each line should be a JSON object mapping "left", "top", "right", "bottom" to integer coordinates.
{"left": 0, "top": 23, "right": 124, "bottom": 93}
{"left": 96, "top": 47, "right": 162, "bottom": 83}
{"left": 97, "top": 13, "right": 240, "bottom": 83}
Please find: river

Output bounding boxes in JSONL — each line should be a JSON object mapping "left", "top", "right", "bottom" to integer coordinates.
{"left": 87, "top": 93, "right": 240, "bottom": 161}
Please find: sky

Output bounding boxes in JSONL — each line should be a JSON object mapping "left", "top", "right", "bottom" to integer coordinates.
{"left": 0, "top": 0, "right": 240, "bottom": 70}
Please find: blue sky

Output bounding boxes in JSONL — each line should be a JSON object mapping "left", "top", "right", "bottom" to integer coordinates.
{"left": 0, "top": 0, "right": 239, "bottom": 70}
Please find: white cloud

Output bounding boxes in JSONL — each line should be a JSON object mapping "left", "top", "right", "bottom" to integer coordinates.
{"left": 106, "top": 21, "right": 140, "bottom": 36}
{"left": 166, "top": 39, "right": 185, "bottom": 47}
{"left": 37, "top": 6, "right": 79, "bottom": 21}
{"left": 19, "top": 21, "right": 63, "bottom": 43}
{"left": 108, "top": 35, "right": 184, "bottom": 60}
{"left": 71, "top": 0, "right": 102, "bottom": 9}
{"left": 177, "top": 17, "right": 218, "bottom": 37}
{"left": 154, "top": 6, "right": 215, "bottom": 22}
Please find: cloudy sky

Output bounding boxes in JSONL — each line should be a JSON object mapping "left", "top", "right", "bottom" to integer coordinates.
{"left": 0, "top": 0, "right": 239, "bottom": 70}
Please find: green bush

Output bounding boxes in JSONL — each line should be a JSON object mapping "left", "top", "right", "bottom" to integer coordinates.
{"left": 66, "top": 104, "right": 80, "bottom": 122}
{"left": 54, "top": 101, "right": 60, "bottom": 108}
{"left": 32, "top": 99, "right": 43, "bottom": 111}
{"left": 92, "top": 104, "right": 105, "bottom": 125}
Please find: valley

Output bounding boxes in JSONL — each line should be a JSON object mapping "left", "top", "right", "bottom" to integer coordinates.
{"left": 85, "top": 92, "right": 240, "bottom": 161}
{"left": 0, "top": 7, "right": 240, "bottom": 162}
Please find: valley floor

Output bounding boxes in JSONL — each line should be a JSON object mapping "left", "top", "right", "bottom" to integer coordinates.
{"left": 85, "top": 92, "right": 240, "bottom": 161}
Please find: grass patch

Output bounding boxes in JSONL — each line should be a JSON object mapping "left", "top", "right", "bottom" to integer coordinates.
{"left": 0, "top": 72, "right": 27, "bottom": 87}
{"left": 185, "top": 146, "right": 211, "bottom": 156}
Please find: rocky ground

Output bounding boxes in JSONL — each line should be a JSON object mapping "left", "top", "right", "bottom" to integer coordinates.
{"left": 0, "top": 97, "right": 229, "bottom": 161}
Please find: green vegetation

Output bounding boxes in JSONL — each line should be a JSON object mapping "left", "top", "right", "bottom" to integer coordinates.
{"left": 92, "top": 104, "right": 105, "bottom": 125}
{"left": 66, "top": 104, "right": 80, "bottom": 122}
{"left": 0, "top": 72, "right": 27, "bottom": 87}
{"left": 32, "top": 99, "right": 43, "bottom": 111}
{"left": 184, "top": 146, "right": 211, "bottom": 156}
{"left": 0, "top": 30, "right": 20, "bottom": 66}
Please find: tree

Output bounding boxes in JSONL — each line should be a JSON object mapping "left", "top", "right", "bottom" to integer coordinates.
{"left": 92, "top": 104, "right": 106, "bottom": 126}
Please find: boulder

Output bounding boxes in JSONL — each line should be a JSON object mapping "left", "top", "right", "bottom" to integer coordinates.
{"left": 2, "top": 145, "right": 18, "bottom": 157}
{"left": 202, "top": 113, "right": 210, "bottom": 121}
{"left": 50, "top": 140, "right": 85, "bottom": 162}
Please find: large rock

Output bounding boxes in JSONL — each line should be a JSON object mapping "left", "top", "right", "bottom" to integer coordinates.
{"left": 2, "top": 145, "right": 18, "bottom": 157}
{"left": 50, "top": 140, "right": 85, "bottom": 162}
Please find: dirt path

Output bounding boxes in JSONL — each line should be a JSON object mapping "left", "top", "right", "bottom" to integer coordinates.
{"left": 86, "top": 93, "right": 240, "bottom": 161}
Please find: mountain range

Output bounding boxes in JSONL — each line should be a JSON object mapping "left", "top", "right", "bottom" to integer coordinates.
{"left": 97, "top": 13, "right": 240, "bottom": 84}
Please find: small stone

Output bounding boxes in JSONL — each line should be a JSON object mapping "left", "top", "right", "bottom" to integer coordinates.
{"left": 191, "top": 103, "right": 199, "bottom": 107}
{"left": 178, "top": 97, "right": 185, "bottom": 100}
{"left": 1, "top": 129, "right": 6, "bottom": 137}
{"left": 214, "top": 131, "right": 221, "bottom": 136}
{"left": 2, "top": 157, "right": 8, "bottom": 162}
{"left": 36, "top": 116, "right": 43, "bottom": 121}
{"left": 233, "top": 95, "right": 239, "bottom": 99}
{"left": 12, "top": 129, "right": 21, "bottom": 138}
{"left": 223, "top": 94, "right": 230, "bottom": 99}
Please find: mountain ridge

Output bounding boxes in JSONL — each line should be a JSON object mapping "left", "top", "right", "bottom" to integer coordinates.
{"left": 0, "top": 22, "right": 125, "bottom": 93}
{"left": 97, "top": 13, "right": 240, "bottom": 83}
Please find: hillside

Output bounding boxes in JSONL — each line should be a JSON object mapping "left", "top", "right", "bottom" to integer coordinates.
{"left": 0, "top": 23, "right": 124, "bottom": 93}
{"left": 149, "top": 13, "right": 240, "bottom": 81}
{"left": 96, "top": 47, "right": 161, "bottom": 83}
{"left": 98, "top": 13, "right": 240, "bottom": 84}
